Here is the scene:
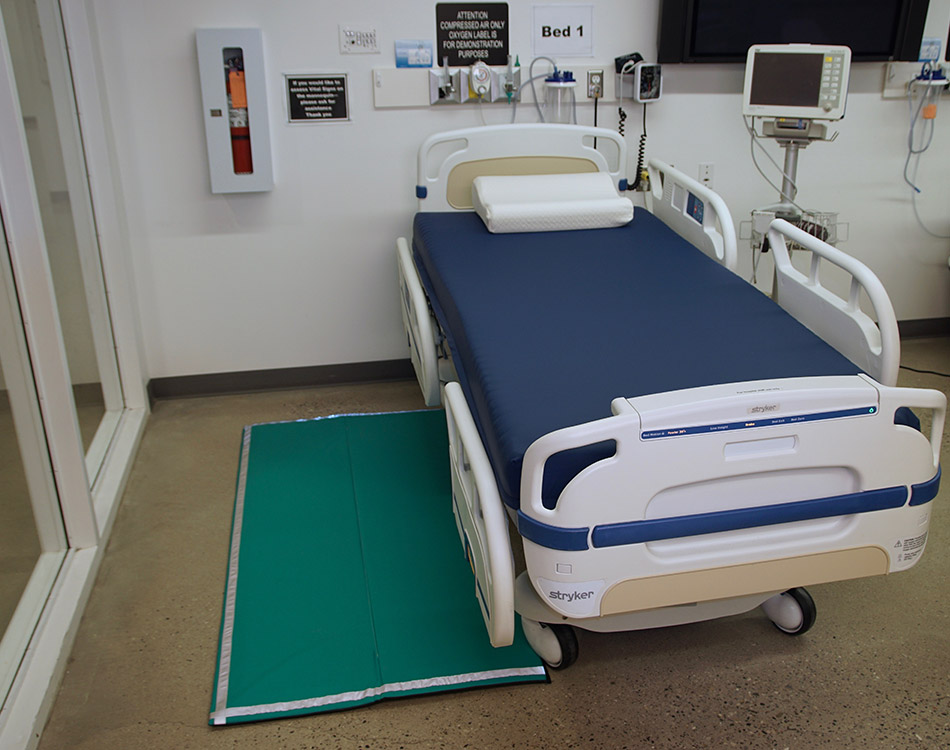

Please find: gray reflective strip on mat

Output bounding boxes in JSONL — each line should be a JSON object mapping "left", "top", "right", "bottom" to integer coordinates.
{"left": 209, "top": 666, "right": 547, "bottom": 723}
{"left": 213, "top": 425, "right": 252, "bottom": 724}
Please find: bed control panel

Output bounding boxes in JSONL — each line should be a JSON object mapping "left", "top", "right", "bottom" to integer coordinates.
{"left": 686, "top": 192, "right": 704, "bottom": 224}
{"left": 615, "top": 375, "right": 880, "bottom": 441}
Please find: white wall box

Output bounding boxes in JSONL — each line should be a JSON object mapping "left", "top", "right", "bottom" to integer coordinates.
{"left": 195, "top": 28, "right": 274, "bottom": 193}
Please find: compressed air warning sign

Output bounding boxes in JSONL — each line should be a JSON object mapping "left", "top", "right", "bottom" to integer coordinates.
{"left": 436, "top": 3, "right": 509, "bottom": 66}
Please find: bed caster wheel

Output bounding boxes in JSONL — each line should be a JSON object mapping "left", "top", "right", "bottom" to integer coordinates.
{"left": 521, "top": 616, "right": 579, "bottom": 669}
{"left": 762, "top": 587, "right": 817, "bottom": 636}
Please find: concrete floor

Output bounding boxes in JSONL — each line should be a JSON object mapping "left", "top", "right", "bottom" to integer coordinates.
{"left": 37, "top": 340, "right": 950, "bottom": 749}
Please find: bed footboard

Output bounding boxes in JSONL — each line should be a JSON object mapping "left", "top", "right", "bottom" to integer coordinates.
{"left": 768, "top": 219, "right": 900, "bottom": 386}
{"left": 517, "top": 375, "right": 944, "bottom": 621}
{"left": 646, "top": 159, "right": 738, "bottom": 272}
{"left": 443, "top": 382, "right": 515, "bottom": 647}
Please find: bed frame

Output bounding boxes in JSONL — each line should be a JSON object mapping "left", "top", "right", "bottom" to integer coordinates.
{"left": 397, "top": 124, "right": 944, "bottom": 666}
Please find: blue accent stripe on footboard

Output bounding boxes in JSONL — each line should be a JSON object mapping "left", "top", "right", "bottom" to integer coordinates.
{"left": 590, "top": 486, "right": 909, "bottom": 549}
{"left": 910, "top": 467, "right": 941, "bottom": 506}
{"left": 517, "top": 511, "right": 590, "bottom": 551}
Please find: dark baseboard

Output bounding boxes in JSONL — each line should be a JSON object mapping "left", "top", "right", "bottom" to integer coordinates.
{"left": 147, "top": 359, "right": 415, "bottom": 400}
{"left": 898, "top": 318, "right": 950, "bottom": 339}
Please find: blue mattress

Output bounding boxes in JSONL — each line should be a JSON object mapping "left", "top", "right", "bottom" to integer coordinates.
{"left": 412, "top": 209, "right": 863, "bottom": 509}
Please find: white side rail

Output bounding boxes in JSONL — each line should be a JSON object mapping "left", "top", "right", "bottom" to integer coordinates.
{"left": 768, "top": 219, "right": 900, "bottom": 386}
{"left": 396, "top": 237, "right": 440, "bottom": 406}
{"left": 443, "top": 382, "right": 515, "bottom": 647}
{"left": 646, "top": 159, "right": 738, "bottom": 272}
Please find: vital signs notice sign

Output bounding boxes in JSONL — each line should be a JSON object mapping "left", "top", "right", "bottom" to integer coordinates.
{"left": 436, "top": 3, "right": 509, "bottom": 66}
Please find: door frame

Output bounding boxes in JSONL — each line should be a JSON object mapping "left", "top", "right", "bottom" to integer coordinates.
{"left": 0, "top": 1, "right": 149, "bottom": 746}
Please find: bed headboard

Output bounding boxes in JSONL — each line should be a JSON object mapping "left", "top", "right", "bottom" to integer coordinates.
{"left": 416, "top": 124, "right": 627, "bottom": 212}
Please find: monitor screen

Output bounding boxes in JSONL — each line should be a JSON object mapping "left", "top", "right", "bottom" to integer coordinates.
{"left": 742, "top": 45, "right": 851, "bottom": 120}
{"left": 748, "top": 52, "right": 824, "bottom": 107}
{"left": 691, "top": 0, "right": 902, "bottom": 60}
{"left": 657, "top": 0, "right": 928, "bottom": 63}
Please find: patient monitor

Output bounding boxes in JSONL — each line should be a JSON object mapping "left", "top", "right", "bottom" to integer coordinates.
{"left": 743, "top": 44, "right": 851, "bottom": 121}
{"left": 742, "top": 44, "right": 851, "bottom": 236}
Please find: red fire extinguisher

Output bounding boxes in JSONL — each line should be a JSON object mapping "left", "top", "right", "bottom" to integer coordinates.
{"left": 225, "top": 56, "right": 253, "bottom": 174}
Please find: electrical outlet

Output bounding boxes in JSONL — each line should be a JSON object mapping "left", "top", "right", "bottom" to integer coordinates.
{"left": 339, "top": 25, "right": 379, "bottom": 54}
{"left": 587, "top": 69, "right": 604, "bottom": 98}
{"left": 698, "top": 162, "right": 714, "bottom": 188}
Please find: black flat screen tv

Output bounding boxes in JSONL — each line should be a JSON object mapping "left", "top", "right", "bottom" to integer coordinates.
{"left": 658, "top": 0, "right": 930, "bottom": 63}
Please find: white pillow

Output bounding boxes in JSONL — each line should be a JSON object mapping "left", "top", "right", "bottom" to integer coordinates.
{"left": 472, "top": 172, "right": 634, "bottom": 234}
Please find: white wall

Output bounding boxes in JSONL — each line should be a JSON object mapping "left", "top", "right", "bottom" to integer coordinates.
{"left": 86, "top": 0, "right": 950, "bottom": 380}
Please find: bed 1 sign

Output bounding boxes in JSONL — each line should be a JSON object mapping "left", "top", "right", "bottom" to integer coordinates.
{"left": 436, "top": 3, "right": 509, "bottom": 66}
{"left": 286, "top": 75, "right": 349, "bottom": 123}
{"left": 532, "top": 4, "right": 593, "bottom": 57}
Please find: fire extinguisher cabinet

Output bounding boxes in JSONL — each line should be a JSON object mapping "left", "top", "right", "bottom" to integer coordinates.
{"left": 196, "top": 28, "right": 274, "bottom": 193}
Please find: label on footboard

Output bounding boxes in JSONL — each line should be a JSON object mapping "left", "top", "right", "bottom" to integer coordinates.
{"left": 537, "top": 578, "right": 605, "bottom": 617}
{"left": 892, "top": 531, "right": 928, "bottom": 569}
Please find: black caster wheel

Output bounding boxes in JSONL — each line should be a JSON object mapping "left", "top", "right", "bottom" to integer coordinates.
{"left": 521, "top": 617, "right": 579, "bottom": 669}
{"left": 762, "top": 587, "right": 817, "bottom": 636}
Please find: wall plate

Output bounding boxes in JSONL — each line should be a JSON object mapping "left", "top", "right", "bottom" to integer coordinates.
{"left": 339, "top": 25, "right": 379, "bottom": 54}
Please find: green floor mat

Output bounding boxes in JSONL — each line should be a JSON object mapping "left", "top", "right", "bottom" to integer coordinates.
{"left": 209, "top": 410, "right": 546, "bottom": 725}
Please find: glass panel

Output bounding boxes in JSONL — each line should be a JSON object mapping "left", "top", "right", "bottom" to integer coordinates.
{"left": 0, "top": 206, "right": 66, "bottom": 709}
{"left": 223, "top": 47, "right": 254, "bottom": 174}
{"left": 0, "top": 384, "right": 41, "bottom": 662}
{"left": 1, "top": 0, "right": 122, "bottom": 477}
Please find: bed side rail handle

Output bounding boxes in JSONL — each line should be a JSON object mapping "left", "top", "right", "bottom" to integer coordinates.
{"left": 646, "top": 159, "right": 738, "bottom": 272}
{"left": 397, "top": 237, "right": 441, "bottom": 406}
{"left": 881, "top": 382, "right": 947, "bottom": 470}
{"left": 444, "top": 382, "right": 515, "bottom": 647}
{"left": 521, "top": 412, "right": 641, "bottom": 526}
{"left": 769, "top": 220, "right": 900, "bottom": 387}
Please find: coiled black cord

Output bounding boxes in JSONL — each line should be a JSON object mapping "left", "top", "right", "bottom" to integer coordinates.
{"left": 617, "top": 106, "right": 627, "bottom": 136}
{"left": 632, "top": 103, "right": 647, "bottom": 190}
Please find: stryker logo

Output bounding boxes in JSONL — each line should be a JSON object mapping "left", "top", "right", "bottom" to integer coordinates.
{"left": 548, "top": 589, "right": 595, "bottom": 602}
{"left": 539, "top": 577, "right": 605, "bottom": 613}
{"left": 748, "top": 403, "right": 780, "bottom": 415}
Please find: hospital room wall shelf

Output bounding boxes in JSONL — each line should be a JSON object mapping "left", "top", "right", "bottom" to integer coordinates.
{"left": 373, "top": 65, "right": 619, "bottom": 108}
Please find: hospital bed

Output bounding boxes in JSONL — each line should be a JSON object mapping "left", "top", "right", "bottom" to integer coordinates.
{"left": 396, "top": 124, "right": 945, "bottom": 668}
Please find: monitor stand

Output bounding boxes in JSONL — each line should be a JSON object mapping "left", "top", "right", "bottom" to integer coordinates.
{"left": 747, "top": 118, "right": 843, "bottom": 285}
{"left": 756, "top": 119, "right": 831, "bottom": 222}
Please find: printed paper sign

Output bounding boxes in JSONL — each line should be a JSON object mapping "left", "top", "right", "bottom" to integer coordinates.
{"left": 396, "top": 39, "right": 434, "bottom": 68}
{"left": 532, "top": 4, "right": 593, "bottom": 57}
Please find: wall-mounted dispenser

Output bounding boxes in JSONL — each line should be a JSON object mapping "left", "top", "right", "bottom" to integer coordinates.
{"left": 196, "top": 28, "right": 273, "bottom": 193}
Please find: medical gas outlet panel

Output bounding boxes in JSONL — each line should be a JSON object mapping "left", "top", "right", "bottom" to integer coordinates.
{"left": 429, "top": 57, "right": 521, "bottom": 104}
{"left": 373, "top": 62, "right": 618, "bottom": 108}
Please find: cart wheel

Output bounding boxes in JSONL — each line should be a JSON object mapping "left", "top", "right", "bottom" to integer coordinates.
{"left": 520, "top": 616, "right": 579, "bottom": 669}
{"left": 761, "top": 587, "right": 817, "bottom": 636}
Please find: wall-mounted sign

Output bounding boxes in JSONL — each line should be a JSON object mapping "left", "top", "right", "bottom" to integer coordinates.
{"left": 286, "top": 74, "right": 349, "bottom": 123}
{"left": 436, "top": 3, "right": 509, "bottom": 66}
{"left": 396, "top": 39, "right": 434, "bottom": 68}
{"left": 532, "top": 4, "right": 593, "bottom": 58}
